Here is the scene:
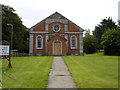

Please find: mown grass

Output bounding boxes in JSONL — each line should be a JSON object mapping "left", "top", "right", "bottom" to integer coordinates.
{"left": 62, "top": 52, "right": 118, "bottom": 88}
{"left": 2, "top": 56, "right": 53, "bottom": 88}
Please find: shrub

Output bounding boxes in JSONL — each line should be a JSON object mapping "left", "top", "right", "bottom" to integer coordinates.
{"left": 101, "top": 29, "right": 120, "bottom": 56}
{"left": 83, "top": 35, "right": 97, "bottom": 54}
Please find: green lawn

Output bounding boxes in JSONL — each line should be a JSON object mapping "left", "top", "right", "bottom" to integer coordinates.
{"left": 62, "top": 52, "right": 118, "bottom": 88}
{"left": 2, "top": 56, "right": 53, "bottom": 88}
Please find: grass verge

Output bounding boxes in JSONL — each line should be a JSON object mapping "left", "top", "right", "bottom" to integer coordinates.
{"left": 62, "top": 52, "right": 118, "bottom": 88}
{"left": 2, "top": 56, "right": 53, "bottom": 88}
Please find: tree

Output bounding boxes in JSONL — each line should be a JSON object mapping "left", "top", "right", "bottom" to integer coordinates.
{"left": 101, "top": 29, "right": 120, "bottom": 56}
{"left": 2, "top": 4, "right": 29, "bottom": 53}
{"left": 85, "top": 29, "right": 90, "bottom": 36}
{"left": 93, "top": 17, "right": 117, "bottom": 50}
{"left": 83, "top": 35, "right": 97, "bottom": 54}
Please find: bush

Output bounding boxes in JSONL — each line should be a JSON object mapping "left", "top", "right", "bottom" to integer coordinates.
{"left": 83, "top": 35, "right": 97, "bottom": 54}
{"left": 101, "top": 29, "right": 120, "bottom": 56}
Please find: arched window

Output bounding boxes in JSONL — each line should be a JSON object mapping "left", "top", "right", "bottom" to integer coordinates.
{"left": 71, "top": 36, "right": 77, "bottom": 49}
{"left": 36, "top": 36, "right": 43, "bottom": 49}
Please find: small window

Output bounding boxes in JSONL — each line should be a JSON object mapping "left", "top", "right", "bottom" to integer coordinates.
{"left": 71, "top": 36, "right": 77, "bottom": 49}
{"left": 36, "top": 36, "right": 43, "bottom": 49}
{"left": 53, "top": 24, "right": 60, "bottom": 32}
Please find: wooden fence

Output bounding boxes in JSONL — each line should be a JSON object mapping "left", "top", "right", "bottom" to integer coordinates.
{"left": 11, "top": 52, "right": 29, "bottom": 57}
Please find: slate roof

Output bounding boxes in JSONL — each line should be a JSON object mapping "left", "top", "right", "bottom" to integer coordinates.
{"left": 0, "top": 40, "right": 10, "bottom": 45}
{"left": 30, "top": 12, "right": 84, "bottom": 32}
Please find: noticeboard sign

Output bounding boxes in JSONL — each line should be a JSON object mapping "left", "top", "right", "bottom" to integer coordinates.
{"left": 0, "top": 45, "right": 9, "bottom": 55}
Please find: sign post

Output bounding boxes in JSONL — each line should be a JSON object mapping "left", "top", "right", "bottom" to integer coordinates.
{"left": 0, "top": 45, "right": 9, "bottom": 56}
{"left": 0, "top": 40, "right": 12, "bottom": 68}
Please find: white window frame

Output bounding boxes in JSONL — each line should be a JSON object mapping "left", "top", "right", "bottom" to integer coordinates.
{"left": 36, "top": 35, "right": 43, "bottom": 49}
{"left": 70, "top": 35, "right": 77, "bottom": 49}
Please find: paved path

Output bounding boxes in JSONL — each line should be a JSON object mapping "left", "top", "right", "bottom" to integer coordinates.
{"left": 47, "top": 57, "right": 77, "bottom": 88}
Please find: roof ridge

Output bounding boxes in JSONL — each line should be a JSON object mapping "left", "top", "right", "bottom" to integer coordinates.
{"left": 30, "top": 12, "right": 84, "bottom": 31}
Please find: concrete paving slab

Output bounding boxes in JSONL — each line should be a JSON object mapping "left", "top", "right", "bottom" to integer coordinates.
{"left": 47, "top": 57, "right": 77, "bottom": 88}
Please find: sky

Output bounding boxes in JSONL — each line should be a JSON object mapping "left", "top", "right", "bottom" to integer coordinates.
{"left": 1, "top": 0, "right": 120, "bottom": 31}
{"left": 118, "top": 1, "right": 120, "bottom": 20}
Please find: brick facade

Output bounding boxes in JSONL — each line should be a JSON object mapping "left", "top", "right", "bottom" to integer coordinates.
{"left": 33, "top": 34, "right": 46, "bottom": 55}
{"left": 29, "top": 12, "right": 84, "bottom": 56}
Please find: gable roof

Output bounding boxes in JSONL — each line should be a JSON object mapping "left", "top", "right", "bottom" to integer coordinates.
{"left": 0, "top": 40, "right": 10, "bottom": 45}
{"left": 30, "top": 12, "right": 84, "bottom": 31}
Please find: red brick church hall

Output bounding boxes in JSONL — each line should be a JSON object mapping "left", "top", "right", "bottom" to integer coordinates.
{"left": 29, "top": 12, "right": 84, "bottom": 56}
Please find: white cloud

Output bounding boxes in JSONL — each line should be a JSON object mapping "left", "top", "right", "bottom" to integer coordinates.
{"left": 1, "top": 0, "right": 119, "bottom": 30}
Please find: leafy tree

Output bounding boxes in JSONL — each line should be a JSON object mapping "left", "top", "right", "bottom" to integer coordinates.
{"left": 83, "top": 35, "right": 97, "bottom": 54}
{"left": 93, "top": 17, "right": 117, "bottom": 50}
{"left": 101, "top": 29, "right": 120, "bottom": 56}
{"left": 2, "top": 4, "right": 29, "bottom": 53}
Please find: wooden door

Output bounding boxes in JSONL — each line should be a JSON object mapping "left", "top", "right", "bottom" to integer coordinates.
{"left": 54, "top": 42, "right": 61, "bottom": 55}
